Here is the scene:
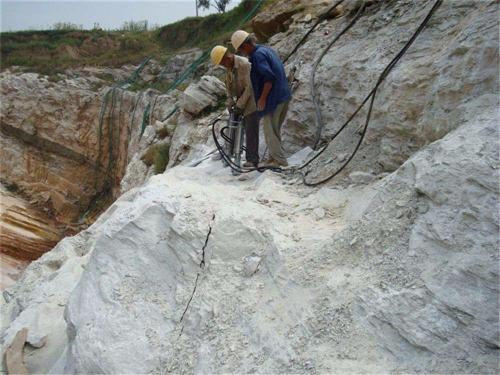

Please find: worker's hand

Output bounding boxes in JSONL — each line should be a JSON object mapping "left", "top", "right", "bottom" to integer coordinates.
{"left": 226, "top": 98, "right": 235, "bottom": 111}
{"left": 233, "top": 106, "right": 243, "bottom": 117}
{"left": 257, "top": 96, "right": 266, "bottom": 111}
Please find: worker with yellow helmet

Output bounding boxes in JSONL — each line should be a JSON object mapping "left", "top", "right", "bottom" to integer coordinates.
{"left": 231, "top": 30, "right": 291, "bottom": 168}
{"left": 210, "top": 45, "right": 260, "bottom": 168}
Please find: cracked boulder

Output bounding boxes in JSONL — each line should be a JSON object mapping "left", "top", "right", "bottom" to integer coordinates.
{"left": 1, "top": 102, "right": 498, "bottom": 373}
{"left": 181, "top": 75, "right": 225, "bottom": 116}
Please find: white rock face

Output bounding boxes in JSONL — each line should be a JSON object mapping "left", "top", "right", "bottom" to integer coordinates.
{"left": 0, "top": 69, "right": 177, "bottom": 224}
{"left": 1, "top": 104, "right": 498, "bottom": 373}
{"left": 1, "top": 0, "right": 498, "bottom": 373}
{"left": 119, "top": 153, "right": 153, "bottom": 194}
{"left": 182, "top": 75, "right": 225, "bottom": 115}
{"left": 278, "top": 0, "right": 498, "bottom": 177}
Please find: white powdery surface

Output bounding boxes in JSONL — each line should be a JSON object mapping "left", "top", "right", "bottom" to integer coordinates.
{"left": 1, "top": 106, "right": 498, "bottom": 374}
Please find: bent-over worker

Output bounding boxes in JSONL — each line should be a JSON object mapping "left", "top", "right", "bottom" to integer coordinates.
{"left": 231, "top": 30, "right": 291, "bottom": 168}
{"left": 210, "top": 45, "right": 260, "bottom": 167}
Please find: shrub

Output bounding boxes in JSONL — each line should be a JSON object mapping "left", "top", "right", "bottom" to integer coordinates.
{"left": 156, "top": 126, "right": 170, "bottom": 139}
{"left": 53, "top": 22, "right": 83, "bottom": 31}
{"left": 156, "top": 0, "right": 261, "bottom": 51}
{"left": 121, "top": 20, "right": 148, "bottom": 32}
{"left": 153, "top": 143, "right": 170, "bottom": 174}
{"left": 141, "top": 143, "right": 170, "bottom": 174}
{"left": 141, "top": 146, "right": 156, "bottom": 167}
{"left": 1, "top": 179, "right": 20, "bottom": 193}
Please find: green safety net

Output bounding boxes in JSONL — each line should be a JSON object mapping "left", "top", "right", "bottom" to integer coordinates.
{"left": 145, "top": 0, "right": 265, "bottom": 131}
{"left": 95, "top": 56, "right": 152, "bottom": 190}
{"left": 140, "top": 102, "right": 151, "bottom": 139}
{"left": 162, "top": 105, "right": 180, "bottom": 122}
{"left": 97, "top": 0, "right": 266, "bottom": 172}
{"left": 160, "top": 0, "right": 264, "bottom": 94}
{"left": 89, "top": 0, "right": 265, "bottom": 219}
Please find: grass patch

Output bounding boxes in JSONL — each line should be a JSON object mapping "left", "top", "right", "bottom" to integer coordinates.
{"left": 1, "top": 179, "right": 20, "bottom": 193}
{"left": 141, "top": 143, "right": 170, "bottom": 174}
{"left": 156, "top": 0, "right": 266, "bottom": 51}
{"left": 156, "top": 126, "right": 170, "bottom": 139}
{"left": 128, "top": 79, "right": 172, "bottom": 93}
{"left": 0, "top": 0, "right": 273, "bottom": 75}
{"left": 1, "top": 28, "right": 162, "bottom": 74}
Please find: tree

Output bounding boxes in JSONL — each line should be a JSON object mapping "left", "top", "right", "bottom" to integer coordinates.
{"left": 53, "top": 22, "right": 83, "bottom": 31}
{"left": 197, "top": 0, "right": 232, "bottom": 13}
{"left": 121, "top": 20, "right": 148, "bottom": 32}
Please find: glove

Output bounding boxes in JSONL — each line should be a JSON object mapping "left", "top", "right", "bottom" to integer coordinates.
{"left": 233, "top": 106, "right": 243, "bottom": 117}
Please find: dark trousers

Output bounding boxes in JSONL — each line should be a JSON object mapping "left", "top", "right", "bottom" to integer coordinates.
{"left": 244, "top": 111, "right": 259, "bottom": 164}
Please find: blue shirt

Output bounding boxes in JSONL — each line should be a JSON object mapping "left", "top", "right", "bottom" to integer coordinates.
{"left": 248, "top": 44, "right": 291, "bottom": 117}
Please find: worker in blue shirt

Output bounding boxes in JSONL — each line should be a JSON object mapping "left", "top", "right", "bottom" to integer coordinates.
{"left": 231, "top": 30, "right": 292, "bottom": 167}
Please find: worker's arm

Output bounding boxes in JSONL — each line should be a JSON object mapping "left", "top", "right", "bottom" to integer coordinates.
{"left": 236, "top": 62, "right": 253, "bottom": 111}
{"left": 254, "top": 53, "right": 276, "bottom": 112}
{"left": 225, "top": 71, "right": 234, "bottom": 110}
{"left": 257, "top": 82, "right": 273, "bottom": 112}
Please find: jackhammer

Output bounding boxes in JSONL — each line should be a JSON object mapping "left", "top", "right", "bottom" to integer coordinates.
{"left": 222, "top": 107, "right": 245, "bottom": 175}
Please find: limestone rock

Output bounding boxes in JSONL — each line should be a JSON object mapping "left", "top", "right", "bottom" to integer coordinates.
{"left": 349, "top": 171, "right": 375, "bottom": 184}
{"left": 0, "top": 67, "right": 178, "bottom": 277}
{"left": 0, "top": 1, "right": 498, "bottom": 374}
{"left": 279, "top": 0, "right": 498, "bottom": 178}
{"left": 182, "top": 75, "right": 225, "bottom": 115}
{"left": 119, "top": 153, "right": 153, "bottom": 194}
{"left": 242, "top": 254, "right": 262, "bottom": 276}
{"left": 0, "top": 185, "right": 63, "bottom": 287}
{"left": 5, "top": 328, "right": 28, "bottom": 375}
{"left": 312, "top": 207, "right": 326, "bottom": 220}
{"left": 0, "top": 69, "right": 177, "bottom": 225}
{"left": 251, "top": 0, "right": 333, "bottom": 41}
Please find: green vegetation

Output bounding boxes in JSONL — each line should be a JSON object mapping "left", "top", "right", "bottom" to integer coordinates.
{"left": 121, "top": 20, "right": 148, "bottom": 32}
{"left": 0, "top": 0, "right": 273, "bottom": 75}
{"left": 128, "top": 79, "right": 172, "bottom": 93}
{"left": 1, "top": 179, "right": 20, "bottom": 193}
{"left": 157, "top": 0, "right": 259, "bottom": 51}
{"left": 141, "top": 143, "right": 170, "bottom": 174}
{"left": 156, "top": 126, "right": 170, "bottom": 139}
{"left": 53, "top": 22, "right": 83, "bottom": 31}
{"left": 0, "top": 29, "right": 160, "bottom": 75}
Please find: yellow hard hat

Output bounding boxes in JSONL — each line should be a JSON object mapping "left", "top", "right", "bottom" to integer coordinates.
{"left": 210, "top": 45, "right": 228, "bottom": 66}
{"left": 231, "top": 30, "right": 250, "bottom": 51}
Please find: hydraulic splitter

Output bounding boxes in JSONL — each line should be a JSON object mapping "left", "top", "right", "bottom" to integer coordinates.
{"left": 223, "top": 108, "right": 245, "bottom": 175}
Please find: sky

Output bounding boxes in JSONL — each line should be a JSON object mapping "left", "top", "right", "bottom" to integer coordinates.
{"left": 0, "top": 0, "right": 239, "bottom": 32}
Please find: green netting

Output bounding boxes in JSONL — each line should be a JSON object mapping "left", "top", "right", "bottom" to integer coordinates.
{"left": 139, "top": 102, "right": 151, "bottom": 139}
{"left": 162, "top": 105, "right": 179, "bottom": 122}
{"left": 241, "top": 0, "right": 264, "bottom": 24}
{"left": 129, "top": 91, "right": 145, "bottom": 141}
{"left": 164, "top": 50, "right": 210, "bottom": 93}
{"left": 136, "top": 0, "right": 264, "bottom": 137}
{"left": 157, "top": 56, "right": 173, "bottom": 81}
{"left": 121, "top": 57, "right": 151, "bottom": 86}
{"left": 98, "top": 0, "right": 265, "bottom": 170}
{"left": 159, "top": 0, "right": 264, "bottom": 95}
{"left": 94, "top": 56, "right": 152, "bottom": 191}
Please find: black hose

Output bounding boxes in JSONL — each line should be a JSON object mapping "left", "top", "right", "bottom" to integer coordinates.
{"left": 283, "top": 0, "right": 346, "bottom": 63}
{"left": 211, "top": 117, "right": 283, "bottom": 174}
{"left": 301, "top": 0, "right": 443, "bottom": 186}
{"left": 221, "top": 126, "right": 247, "bottom": 152}
{"left": 311, "top": 2, "right": 366, "bottom": 149}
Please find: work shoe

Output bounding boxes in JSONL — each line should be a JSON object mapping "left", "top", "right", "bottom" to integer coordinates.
{"left": 259, "top": 158, "right": 279, "bottom": 168}
{"left": 278, "top": 159, "right": 289, "bottom": 167}
{"left": 260, "top": 158, "right": 288, "bottom": 168}
{"left": 243, "top": 161, "right": 258, "bottom": 168}
{"left": 211, "top": 153, "right": 222, "bottom": 161}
